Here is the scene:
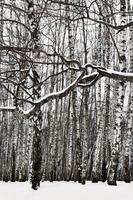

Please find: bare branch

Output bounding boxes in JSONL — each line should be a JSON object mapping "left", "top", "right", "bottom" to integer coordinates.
{"left": 0, "top": 19, "right": 30, "bottom": 32}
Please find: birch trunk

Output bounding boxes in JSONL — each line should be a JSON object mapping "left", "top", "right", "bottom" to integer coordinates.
{"left": 107, "top": 0, "right": 127, "bottom": 185}
{"left": 26, "top": 0, "right": 42, "bottom": 190}
{"left": 123, "top": 0, "right": 133, "bottom": 182}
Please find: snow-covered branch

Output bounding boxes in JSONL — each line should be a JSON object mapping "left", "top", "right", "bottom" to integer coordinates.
{"left": 0, "top": 68, "right": 84, "bottom": 117}
{"left": 78, "top": 65, "right": 133, "bottom": 84}
{"left": 0, "top": 62, "right": 133, "bottom": 117}
{"left": 0, "top": 106, "right": 16, "bottom": 111}
{"left": 98, "top": 69, "right": 133, "bottom": 82}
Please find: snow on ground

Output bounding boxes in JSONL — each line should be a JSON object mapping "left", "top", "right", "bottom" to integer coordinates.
{"left": 0, "top": 181, "right": 133, "bottom": 200}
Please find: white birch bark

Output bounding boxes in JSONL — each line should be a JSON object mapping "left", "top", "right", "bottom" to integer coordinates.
{"left": 26, "top": 0, "right": 42, "bottom": 190}
{"left": 107, "top": 0, "right": 127, "bottom": 185}
{"left": 124, "top": 0, "right": 133, "bottom": 181}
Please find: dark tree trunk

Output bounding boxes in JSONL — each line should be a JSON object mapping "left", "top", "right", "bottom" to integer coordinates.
{"left": 11, "top": 144, "right": 16, "bottom": 182}
{"left": 26, "top": 0, "right": 43, "bottom": 190}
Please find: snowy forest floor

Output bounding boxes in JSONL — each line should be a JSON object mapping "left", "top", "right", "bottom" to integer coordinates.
{"left": 1, "top": 181, "right": 133, "bottom": 200}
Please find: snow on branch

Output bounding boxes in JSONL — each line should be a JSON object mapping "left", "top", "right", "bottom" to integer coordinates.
{"left": 0, "top": 106, "right": 16, "bottom": 111}
{"left": 78, "top": 73, "right": 101, "bottom": 87}
{"left": 14, "top": 71, "right": 85, "bottom": 117}
{"left": 17, "top": 106, "right": 36, "bottom": 117}
{"left": 78, "top": 72, "right": 99, "bottom": 84}
{"left": 0, "top": 62, "right": 133, "bottom": 117}
{"left": 35, "top": 71, "right": 84, "bottom": 106}
{"left": 78, "top": 64, "right": 133, "bottom": 83}
{"left": 98, "top": 69, "right": 133, "bottom": 82}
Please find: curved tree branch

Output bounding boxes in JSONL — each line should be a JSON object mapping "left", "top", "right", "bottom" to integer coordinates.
{"left": 0, "top": 60, "right": 133, "bottom": 117}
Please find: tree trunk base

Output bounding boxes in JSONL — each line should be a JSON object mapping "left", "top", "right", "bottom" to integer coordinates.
{"left": 81, "top": 179, "right": 86, "bottom": 185}
{"left": 124, "top": 179, "right": 130, "bottom": 183}
{"left": 107, "top": 180, "right": 117, "bottom": 186}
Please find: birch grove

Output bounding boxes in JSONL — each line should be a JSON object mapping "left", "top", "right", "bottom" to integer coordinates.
{"left": 0, "top": 0, "right": 133, "bottom": 190}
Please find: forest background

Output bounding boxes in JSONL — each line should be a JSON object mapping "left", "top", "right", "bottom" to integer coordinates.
{"left": 0, "top": 0, "right": 133, "bottom": 190}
